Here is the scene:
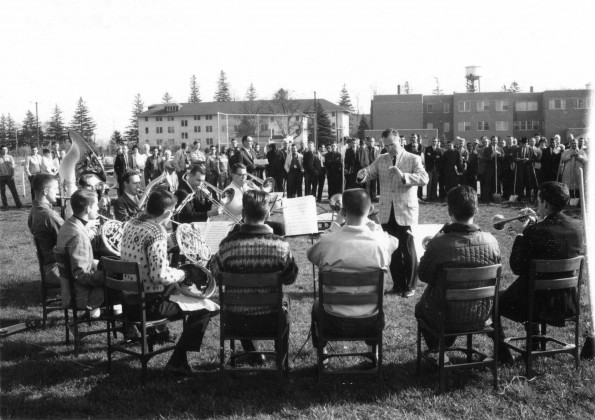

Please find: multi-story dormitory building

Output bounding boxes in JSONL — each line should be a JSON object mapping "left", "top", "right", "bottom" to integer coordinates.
{"left": 369, "top": 88, "right": 591, "bottom": 144}
{"left": 137, "top": 99, "right": 350, "bottom": 148}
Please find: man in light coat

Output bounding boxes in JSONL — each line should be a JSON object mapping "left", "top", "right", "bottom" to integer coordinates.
{"left": 358, "top": 128, "right": 428, "bottom": 297}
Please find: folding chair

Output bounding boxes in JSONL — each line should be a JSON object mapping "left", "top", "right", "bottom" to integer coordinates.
{"left": 33, "top": 238, "right": 66, "bottom": 329}
{"left": 502, "top": 257, "right": 583, "bottom": 378}
{"left": 54, "top": 249, "right": 113, "bottom": 356}
{"left": 314, "top": 270, "right": 384, "bottom": 385}
{"left": 102, "top": 257, "right": 177, "bottom": 383}
{"left": 416, "top": 265, "right": 502, "bottom": 394}
{"left": 219, "top": 272, "right": 289, "bottom": 377}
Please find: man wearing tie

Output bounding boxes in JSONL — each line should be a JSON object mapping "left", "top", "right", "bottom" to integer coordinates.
{"left": 113, "top": 170, "right": 142, "bottom": 222}
{"left": 173, "top": 142, "right": 189, "bottom": 181}
{"left": 358, "top": 128, "right": 428, "bottom": 297}
{"left": 236, "top": 136, "right": 257, "bottom": 174}
{"left": 364, "top": 137, "right": 379, "bottom": 201}
{"left": 284, "top": 143, "right": 304, "bottom": 198}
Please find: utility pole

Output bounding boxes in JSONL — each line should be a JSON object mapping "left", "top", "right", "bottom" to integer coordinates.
{"left": 313, "top": 91, "right": 318, "bottom": 149}
{"left": 35, "top": 102, "right": 40, "bottom": 147}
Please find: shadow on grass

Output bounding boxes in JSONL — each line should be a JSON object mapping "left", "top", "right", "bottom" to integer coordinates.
{"left": 0, "top": 279, "right": 45, "bottom": 307}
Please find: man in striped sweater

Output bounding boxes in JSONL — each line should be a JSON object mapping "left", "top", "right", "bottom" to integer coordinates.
{"left": 208, "top": 189, "right": 298, "bottom": 361}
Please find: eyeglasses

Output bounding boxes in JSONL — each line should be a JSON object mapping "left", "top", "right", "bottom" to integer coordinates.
{"left": 234, "top": 172, "right": 247, "bottom": 177}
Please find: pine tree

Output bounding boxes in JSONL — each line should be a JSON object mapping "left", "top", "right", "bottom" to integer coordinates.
{"left": 338, "top": 84, "right": 354, "bottom": 111}
{"left": 162, "top": 92, "right": 174, "bottom": 103}
{"left": 432, "top": 77, "right": 444, "bottom": 95}
{"left": 5, "top": 114, "right": 16, "bottom": 143}
{"left": 188, "top": 75, "right": 201, "bottom": 103}
{"left": 46, "top": 105, "right": 66, "bottom": 144}
{"left": 69, "top": 97, "right": 97, "bottom": 141}
{"left": 245, "top": 83, "right": 258, "bottom": 101}
{"left": 109, "top": 130, "right": 124, "bottom": 148}
{"left": 357, "top": 116, "right": 370, "bottom": 140}
{"left": 314, "top": 102, "right": 335, "bottom": 145}
{"left": 0, "top": 114, "right": 7, "bottom": 143}
{"left": 214, "top": 70, "right": 231, "bottom": 101}
{"left": 20, "top": 110, "right": 37, "bottom": 146}
{"left": 125, "top": 93, "right": 144, "bottom": 143}
{"left": 508, "top": 81, "right": 521, "bottom": 93}
{"left": 403, "top": 81, "right": 411, "bottom": 94}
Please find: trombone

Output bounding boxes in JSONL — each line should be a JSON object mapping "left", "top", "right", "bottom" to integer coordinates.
{"left": 180, "top": 173, "right": 242, "bottom": 224}
{"left": 245, "top": 173, "right": 276, "bottom": 193}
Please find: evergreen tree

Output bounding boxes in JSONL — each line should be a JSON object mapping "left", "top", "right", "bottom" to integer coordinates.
{"left": 46, "top": 105, "right": 66, "bottom": 144}
{"left": 20, "top": 110, "right": 37, "bottom": 146}
{"left": 245, "top": 83, "right": 258, "bottom": 101}
{"left": 188, "top": 75, "right": 201, "bottom": 103}
{"left": 5, "top": 114, "right": 16, "bottom": 143}
{"left": 69, "top": 97, "right": 97, "bottom": 141}
{"left": 162, "top": 92, "right": 174, "bottom": 103}
{"left": 314, "top": 102, "right": 335, "bottom": 145}
{"left": 403, "top": 81, "right": 411, "bottom": 94}
{"left": 0, "top": 114, "right": 7, "bottom": 143}
{"left": 109, "top": 130, "right": 124, "bottom": 148}
{"left": 432, "top": 77, "right": 444, "bottom": 95}
{"left": 214, "top": 70, "right": 231, "bottom": 101}
{"left": 357, "top": 116, "right": 370, "bottom": 140}
{"left": 338, "top": 84, "right": 354, "bottom": 111}
{"left": 125, "top": 93, "right": 144, "bottom": 143}
{"left": 508, "top": 81, "right": 521, "bottom": 93}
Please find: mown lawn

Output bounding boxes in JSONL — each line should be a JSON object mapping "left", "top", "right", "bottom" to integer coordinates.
{"left": 1, "top": 181, "right": 594, "bottom": 419}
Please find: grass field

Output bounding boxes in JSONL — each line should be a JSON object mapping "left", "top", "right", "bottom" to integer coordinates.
{"left": 1, "top": 173, "right": 594, "bottom": 419}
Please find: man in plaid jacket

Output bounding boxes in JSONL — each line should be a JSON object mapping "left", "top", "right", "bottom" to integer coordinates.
{"left": 358, "top": 128, "right": 428, "bottom": 297}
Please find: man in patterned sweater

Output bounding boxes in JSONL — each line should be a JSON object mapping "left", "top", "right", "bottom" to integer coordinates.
{"left": 208, "top": 189, "right": 298, "bottom": 360}
{"left": 120, "top": 189, "right": 214, "bottom": 376}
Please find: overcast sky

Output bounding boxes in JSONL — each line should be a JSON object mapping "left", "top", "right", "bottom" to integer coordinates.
{"left": 1, "top": 0, "right": 593, "bottom": 142}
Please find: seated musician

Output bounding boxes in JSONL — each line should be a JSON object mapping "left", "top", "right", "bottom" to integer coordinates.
{"left": 223, "top": 163, "right": 254, "bottom": 221}
{"left": 307, "top": 188, "right": 398, "bottom": 361}
{"left": 55, "top": 189, "right": 106, "bottom": 314}
{"left": 120, "top": 189, "right": 215, "bottom": 376}
{"left": 175, "top": 164, "right": 222, "bottom": 224}
{"left": 414, "top": 185, "right": 501, "bottom": 351}
{"left": 497, "top": 181, "right": 583, "bottom": 360}
{"left": 208, "top": 190, "right": 298, "bottom": 361}
{"left": 28, "top": 173, "right": 64, "bottom": 285}
{"left": 113, "top": 170, "right": 142, "bottom": 222}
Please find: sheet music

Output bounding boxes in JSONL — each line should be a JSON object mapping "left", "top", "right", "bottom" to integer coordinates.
{"left": 282, "top": 196, "right": 319, "bottom": 236}
{"left": 191, "top": 221, "right": 234, "bottom": 255}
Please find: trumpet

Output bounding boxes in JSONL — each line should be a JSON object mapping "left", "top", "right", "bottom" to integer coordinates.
{"left": 492, "top": 211, "right": 538, "bottom": 230}
{"left": 245, "top": 173, "right": 276, "bottom": 193}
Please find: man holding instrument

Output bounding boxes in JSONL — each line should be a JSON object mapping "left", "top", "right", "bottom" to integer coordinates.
{"left": 120, "top": 189, "right": 215, "bottom": 376}
{"left": 208, "top": 190, "right": 298, "bottom": 362}
{"left": 113, "top": 170, "right": 142, "bottom": 222}
{"left": 174, "top": 165, "right": 223, "bottom": 224}
{"left": 357, "top": 128, "right": 428, "bottom": 297}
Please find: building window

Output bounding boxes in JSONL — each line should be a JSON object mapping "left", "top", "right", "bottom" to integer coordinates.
{"left": 513, "top": 120, "right": 540, "bottom": 131}
{"left": 156, "top": 127, "right": 163, "bottom": 134}
{"left": 458, "top": 101, "right": 471, "bottom": 112}
{"left": 477, "top": 121, "right": 490, "bottom": 131}
{"left": 167, "top": 127, "right": 175, "bottom": 134}
{"left": 426, "top": 123, "right": 433, "bottom": 129}
{"left": 443, "top": 103, "right": 450, "bottom": 113}
{"left": 233, "top": 125, "right": 239, "bottom": 132}
{"left": 516, "top": 101, "right": 538, "bottom": 111}
{"left": 181, "top": 120, "right": 188, "bottom": 127}
{"left": 477, "top": 101, "right": 491, "bottom": 111}
{"left": 206, "top": 115, "right": 213, "bottom": 120}
{"left": 443, "top": 122, "right": 450, "bottom": 132}
{"left": 194, "top": 115, "right": 201, "bottom": 120}
{"left": 156, "top": 139, "right": 163, "bottom": 145}
{"left": 206, "top": 126, "right": 213, "bottom": 133}
{"left": 548, "top": 99, "right": 566, "bottom": 110}
{"left": 331, "top": 123, "right": 336, "bottom": 129}
{"left": 331, "top": 112, "right": 336, "bottom": 117}
{"left": 495, "top": 121, "right": 509, "bottom": 131}
{"left": 144, "top": 117, "right": 148, "bottom": 122}
{"left": 194, "top": 126, "right": 201, "bottom": 133}
{"left": 576, "top": 98, "right": 590, "bottom": 109}
{"left": 206, "top": 138, "right": 214, "bottom": 145}
{"left": 169, "top": 139, "right": 175, "bottom": 146}
{"left": 260, "top": 124, "right": 269, "bottom": 131}
{"left": 426, "top": 104, "right": 433, "bottom": 113}
{"left": 167, "top": 116, "right": 174, "bottom": 121}
{"left": 144, "top": 127, "right": 149, "bottom": 134}
{"left": 156, "top": 117, "right": 162, "bottom": 122}
{"left": 181, "top": 132, "right": 188, "bottom": 139}
{"left": 495, "top": 100, "right": 510, "bottom": 111}
{"left": 458, "top": 121, "right": 471, "bottom": 131}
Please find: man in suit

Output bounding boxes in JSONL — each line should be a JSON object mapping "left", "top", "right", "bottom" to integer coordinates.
{"left": 114, "top": 147, "right": 127, "bottom": 196}
{"left": 284, "top": 143, "right": 304, "bottom": 198}
{"left": 303, "top": 140, "right": 323, "bottom": 199}
{"left": 236, "top": 136, "right": 257, "bottom": 174}
{"left": 541, "top": 137, "right": 564, "bottom": 183}
{"left": 364, "top": 137, "right": 379, "bottom": 201}
{"left": 513, "top": 137, "right": 540, "bottom": 203}
{"left": 55, "top": 189, "right": 105, "bottom": 312}
{"left": 174, "top": 164, "right": 222, "bottom": 224}
{"left": 344, "top": 138, "right": 358, "bottom": 190}
{"left": 324, "top": 142, "right": 343, "bottom": 199}
{"left": 405, "top": 134, "right": 425, "bottom": 199}
{"left": 113, "top": 170, "right": 142, "bottom": 222}
{"left": 497, "top": 182, "right": 584, "bottom": 362}
{"left": 424, "top": 137, "right": 443, "bottom": 201}
{"left": 144, "top": 146, "right": 163, "bottom": 184}
{"left": 358, "top": 128, "right": 428, "bottom": 297}
{"left": 441, "top": 140, "right": 464, "bottom": 193}
{"left": 481, "top": 136, "right": 504, "bottom": 203}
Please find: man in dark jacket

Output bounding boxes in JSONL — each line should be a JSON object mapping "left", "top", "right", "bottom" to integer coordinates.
{"left": 303, "top": 141, "right": 324, "bottom": 200}
{"left": 424, "top": 137, "right": 443, "bottom": 201}
{"left": 406, "top": 134, "right": 425, "bottom": 199}
{"left": 324, "top": 142, "right": 343, "bottom": 198}
{"left": 441, "top": 141, "right": 464, "bottom": 194}
{"left": 236, "top": 136, "right": 257, "bottom": 174}
{"left": 113, "top": 170, "right": 142, "bottom": 222}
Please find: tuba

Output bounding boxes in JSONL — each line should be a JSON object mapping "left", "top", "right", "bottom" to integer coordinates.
{"left": 137, "top": 172, "right": 168, "bottom": 210}
{"left": 59, "top": 130, "right": 107, "bottom": 218}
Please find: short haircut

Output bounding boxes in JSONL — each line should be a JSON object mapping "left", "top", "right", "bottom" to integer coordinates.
{"left": 122, "top": 170, "right": 140, "bottom": 184}
{"left": 242, "top": 190, "right": 270, "bottom": 221}
{"left": 342, "top": 188, "right": 371, "bottom": 217}
{"left": 132, "top": 144, "right": 139, "bottom": 151}
{"left": 32, "top": 173, "right": 58, "bottom": 194}
{"left": 381, "top": 128, "right": 398, "bottom": 139}
{"left": 189, "top": 164, "right": 206, "bottom": 176}
{"left": 42, "top": 148, "right": 50, "bottom": 154}
{"left": 241, "top": 135, "right": 250, "bottom": 143}
{"left": 146, "top": 189, "right": 176, "bottom": 217}
{"left": 231, "top": 163, "right": 246, "bottom": 174}
{"left": 447, "top": 185, "right": 477, "bottom": 220}
{"left": 78, "top": 173, "right": 99, "bottom": 188}
{"left": 193, "top": 141, "right": 199, "bottom": 146}
{"left": 70, "top": 189, "right": 97, "bottom": 214}
{"left": 538, "top": 181, "right": 569, "bottom": 212}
